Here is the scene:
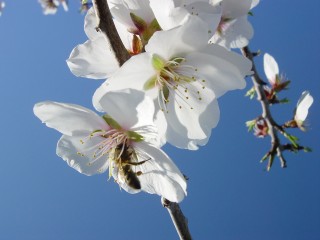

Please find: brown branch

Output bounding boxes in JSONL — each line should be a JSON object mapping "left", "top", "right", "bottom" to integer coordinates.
{"left": 92, "top": 0, "right": 131, "bottom": 66}
{"left": 241, "top": 47, "right": 287, "bottom": 170}
{"left": 162, "top": 198, "right": 192, "bottom": 240}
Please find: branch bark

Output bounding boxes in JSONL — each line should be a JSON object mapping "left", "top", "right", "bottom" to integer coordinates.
{"left": 162, "top": 198, "right": 192, "bottom": 240}
{"left": 92, "top": 0, "right": 131, "bottom": 66}
{"left": 92, "top": 1, "right": 192, "bottom": 238}
{"left": 241, "top": 47, "right": 287, "bottom": 170}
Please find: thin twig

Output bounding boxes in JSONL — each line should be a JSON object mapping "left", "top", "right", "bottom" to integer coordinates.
{"left": 92, "top": 0, "right": 131, "bottom": 66}
{"left": 92, "top": 1, "right": 192, "bottom": 238}
{"left": 162, "top": 198, "right": 192, "bottom": 240}
{"left": 241, "top": 47, "right": 287, "bottom": 169}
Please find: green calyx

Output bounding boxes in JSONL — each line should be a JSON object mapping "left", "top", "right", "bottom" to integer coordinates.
{"left": 102, "top": 115, "right": 121, "bottom": 130}
{"left": 126, "top": 131, "right": 144, "bottom": 142}
{"left": 144, "top": 75, "right": 157, "bottom": 90}
{"left": 152, "top": 54, "right": 165, "bottom": 71}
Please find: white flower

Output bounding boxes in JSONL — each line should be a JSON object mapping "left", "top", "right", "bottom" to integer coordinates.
{"left": 33, "top": 89, "right": 187, "bottom": 203}
{"left": 263, "top": 53, "right": 290, "bottom": 92}
{"left": 0, "top": 1, "right": 5, "bottom": 16}
{"left": 38, "top": 0, "right": 59, "bottom": 15}
{"left": 209, "top": 0, "right": 259, "bottom": 49}
{"left": 38, "top": 0, "right": 68, "bottom": 15}
{"left": 294, "top": 91, "right": 313, "bottom": 131}
{"left": 93, "top": 17, "right": 252, "bottom": 150}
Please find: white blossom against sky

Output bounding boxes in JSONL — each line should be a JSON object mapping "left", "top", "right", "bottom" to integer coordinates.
{"left": 0, "top": 1, "right": 319, "bottom": 239}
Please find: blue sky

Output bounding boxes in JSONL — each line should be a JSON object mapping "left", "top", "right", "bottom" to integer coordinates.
{"left": 0, "top": 1, "right": 319, "bottom": 239}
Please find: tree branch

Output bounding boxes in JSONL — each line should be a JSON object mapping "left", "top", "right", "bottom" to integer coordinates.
{"left": 162, "top": 198, "right": 192, "bottom": 240}
{"left": 92, "top": 0, "right": 131, "bottom": 66}
{"left": 241, "top": 47, "right": 287, "bottom": 170}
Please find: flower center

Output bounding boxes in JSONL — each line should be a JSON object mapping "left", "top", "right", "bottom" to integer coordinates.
{"left": 145, "top": 55, "right": 207, "bottom": 113}
{"left": 76, "top": 115, "right": 144, "bottom": 168}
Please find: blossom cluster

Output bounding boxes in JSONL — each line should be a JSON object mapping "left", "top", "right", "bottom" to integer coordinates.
{"left": 38, "top": 0, "right": 93, "bottom": 14}
{"left": 35, "top": 0, "right": 259, "bottom": 202}
{"left": 247, "top": 53, "right": 313, "bottom": 138}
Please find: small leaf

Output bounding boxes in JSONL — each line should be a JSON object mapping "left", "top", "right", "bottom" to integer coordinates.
{"left": 102, "top": 115, "right": 121, "bottom": 130}
{"left": 283, "top": 132, "right": 299, "bottom": 148}
{"left": 248, "top": 11, "right": 254, "bottom": 16}
{"left": 127, "top": 131, "right": 144, "bottom": 142}
{"left": 279, "top": 98, "right": 290, "bottom": 104}
{"left": 260, "top": 153, "right": 269, "bottom": 163}
{"left": 304, "top": 147, "right": 312, "bottom": 152}
{"left": 246, "top": 119, "right": 256, "bottom": 132}
{"left": 245, "top": 87, "right": 256, "bottom": 99}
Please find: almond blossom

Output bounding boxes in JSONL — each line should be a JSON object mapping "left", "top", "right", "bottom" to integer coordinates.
{"left": 93, "top": 17, "right": 252, "bottom": 150}
{"left": 294, "top": 91, "right": 313, "bottom": 131}
{"left": 38, "top": 0, "right": 68, "bottom": 15}
{"left": 263, "top": 53, "right": 290, "bottom": 92}
{"left": 34, "top": 89, "right": 187, "bottom": 203}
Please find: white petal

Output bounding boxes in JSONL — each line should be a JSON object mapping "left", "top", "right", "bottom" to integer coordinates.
{"left": 109, "top": 0, "right": 155, "bottom": 30}
{"left": 251, "top": 0, "right": 260, "bottom": 9}
{"left": 187, "top": 45, "right": 250, "bottom": 98}
{"left": 133, "top": 142, "right": 187, "bottom": 203}
{"left": 162, "top": 81, "right": 218, "bottom": 150}
{"left": 222, "top": 0, "right": 252, "bottom": 19}
{"left": 57, "top": 135, "right": 109, "bottom": 176}
{"left": 34, "top": 101, "right": 107, "bottom": 136}
{"left": 84, "top": 7, "right": 100, "bottom": 40}
{"left": 154, "top": 110, "right": 168, "bottom": 147}
{"left": 67, "top": 36, "right": 119, "bottom": 79}
{"left": 149, "top": 0, "right": 189, "bottom": 30}
{"left": 228, "top": 17, "right": 253, "bottom": 48}
{"left": 61, "top": 0, "right": 68, "bottom": 11}
{"left": 295, "top": 91, "right": 314, "bottom": 122}
{"left": 210, "top": 16, "right": 253, "bottom": 49}
{"left": 184, "top": 1, "right": 222, "bottom": 36}
{"left": 98, "top": 89, "right": 155, "bottom": 130}
{"left": 92, "top": 53, "right": 155, "bottom": 111}
{"left": 145, "top": 16, "right": 209, "bottom": 60}
{"left": 114, "top": 20, "right": 134, "bottom": 50}
{"left": 263, "top": 53, "right": 279, "bottom": 85}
